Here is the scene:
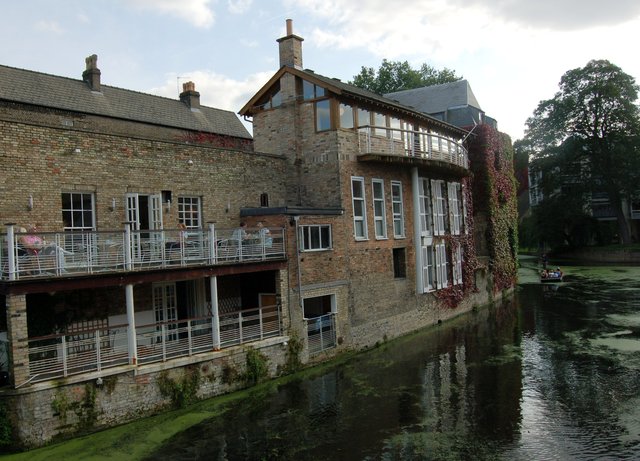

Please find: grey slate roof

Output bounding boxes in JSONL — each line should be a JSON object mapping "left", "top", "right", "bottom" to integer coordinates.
{"left": 385, "top": 80, "right": 481, "bottom": 116}
{"left": 0, "top": 64, "right": 252, "bottom": 139}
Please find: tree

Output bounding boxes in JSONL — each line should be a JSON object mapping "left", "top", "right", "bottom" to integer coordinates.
{"left": 350, "top": 59, "right": 461, "bottom": 94}
{"left": 524, "top": 59, "right": 640, "bottom": 245}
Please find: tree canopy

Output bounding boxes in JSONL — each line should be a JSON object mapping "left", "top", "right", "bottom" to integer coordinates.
{"left": 350, "top": 59, "right": 462, "bottom": 95}
{"left": 524, "top": 59, "right": 640, "bottom": 245}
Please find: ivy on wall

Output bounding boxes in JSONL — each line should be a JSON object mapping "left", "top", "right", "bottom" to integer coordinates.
{"left": 468, "top": 124, "right": 519, "bottom": 293}
{"left": 435, "top": 176, "right": 482, "bottom": 308}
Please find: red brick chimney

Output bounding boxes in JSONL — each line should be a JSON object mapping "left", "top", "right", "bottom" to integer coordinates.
{"left": 277, "top": 19, "right": 303, "bottom": 70}
{"left": 180, "top": 81, "right": 200, "bottom": 109}
{"left": 82, "top": 54, "right": 101, "bottom": 92}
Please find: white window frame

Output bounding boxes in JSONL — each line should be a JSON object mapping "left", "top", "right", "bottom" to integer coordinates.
{"left": 448, "top": 182, "right": 462, "bottom": 235}
{"left": 178, "top": 196, "right": 201, "bottom": 229}
{"left": 372, "top": 179, "right": 387, "bottom": 239}
{"left": 431, "top": 180, "right": 446, "bottom": 236}
{"left": 422, "top": 243, "right": 435, "bottom": 292}
{"left": 300, "top": 224, "right": 332, "bottom": 251}
{"left": 435, "top": 240, "right": 448, "bottom": 289}
{"left": 351, "top": 176, "right": 368, "bottom": 240}
{"left": 452, "top": 243, "right": 463, "bottom": 285}
{"left": 419, "top": 178, "right": 433, "bottom": 236}
{"left": 62, "top": 192, "right": 95, "bottom": 231}
{"left": 391, "top": 180, "right": 405, "bottom": 238}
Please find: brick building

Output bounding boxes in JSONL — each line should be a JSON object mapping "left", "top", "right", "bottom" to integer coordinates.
{"left": 0, "top": 20, "right": 505, "bottom": 449}
{"left": 240, "top": 20, "right": 496, "bottom": 355}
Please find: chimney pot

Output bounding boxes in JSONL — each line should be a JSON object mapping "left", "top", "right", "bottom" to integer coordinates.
{"left": 277, "top": 19, "right": 303, "bottom": 70}
{"left": 180, "top": 81, "right": 200, "bottom": 109}
{"left": 82, "top": 54, "right": 101, "bottom": 92}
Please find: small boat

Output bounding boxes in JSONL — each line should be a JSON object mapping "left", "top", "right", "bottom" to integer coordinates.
{"left": 540, "top": 269, "right": 563, "bottom": 283}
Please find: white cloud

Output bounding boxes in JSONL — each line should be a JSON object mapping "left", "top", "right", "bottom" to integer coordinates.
{"left": 127, "top": 0, "right": 215, "bottom": 28}
{"left": 148, "top": 69, "right": 273, "bottom": 113}
{"left": 34, "top": 20, "right": 64, "bottom": 34}
{"left": 228, "top": 0, "right": 253, "bottom": 14}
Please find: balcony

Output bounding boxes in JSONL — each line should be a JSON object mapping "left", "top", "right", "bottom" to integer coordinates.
{"left": 25, "top": 304, "right": 282, "bottom": 385}
{"left": 357, "top": 126, "right": 469, "bottom": 171}
{"left": 1, "top": 225, "right": 286, "bottom": 281}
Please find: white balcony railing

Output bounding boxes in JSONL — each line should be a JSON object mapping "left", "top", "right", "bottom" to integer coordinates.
{"left": 357, "top": 126, "right": 468, "bottom": 169}
{"left": 25, "top": 305, "right": 282, "bottom": 384}
{"left": 305, "top": 313, "right": 337, "bottom": 355}
{"left": 0, "top": 225, "right": 286, "bottom": 281}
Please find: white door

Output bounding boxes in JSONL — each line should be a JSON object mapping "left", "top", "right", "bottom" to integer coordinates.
{"left": 153, "top": 282, "right": 178, "bottom": 342}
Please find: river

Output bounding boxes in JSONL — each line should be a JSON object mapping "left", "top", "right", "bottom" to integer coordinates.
{"left": 4, "top": 258, "right": 640, "bottom": 460}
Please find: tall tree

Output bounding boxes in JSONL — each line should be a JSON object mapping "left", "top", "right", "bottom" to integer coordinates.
{"left": 525, "top": 59, "right": 640, "bottom": 244}
{"left": 350, "top": 59, "right": 461, "bottom": 94}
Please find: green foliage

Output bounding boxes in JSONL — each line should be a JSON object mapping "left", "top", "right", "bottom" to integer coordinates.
{"left": 350, "top": 59, "right": 462, "bottom": 94}
{"left": 524, "top": 59, "right": 640, "bottom": 244}
{"left": 157, "top": 367, "right": 201, "bottom": 409}
{"left": 0, "top": 402, "right": 13, "bottom": 448}
{"left": 282, "top": 332, "right": 303, "bottom": 374}
{"left": 79, "top": 383, "right": 98, "bottom": 428}
{"left": 469, "top": 125, "right": 519, "bottom": 292}
{"left": 221, "top": 362, "right": 240, "bottom": 385}
{"left": 242, "top": 347, "right": 269, "bottom": 386}
{"left": 52, "top": 390, "right": 71, "bottom": 422}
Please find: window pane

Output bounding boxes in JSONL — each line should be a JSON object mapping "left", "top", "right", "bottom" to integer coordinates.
{"left": 316, "top": 99, "right": 331, "bottom": 131}
{"left": 358, "top": 109, "right": 370, "bottom": 130}
{"left": 339, "top": 103, "right": 354, "bottom": 129}
{"left": 373, "top": 112, "right": 386, "bottom": 136}
{"left": 303, "top": 80, "right": 314, "bottom": 100}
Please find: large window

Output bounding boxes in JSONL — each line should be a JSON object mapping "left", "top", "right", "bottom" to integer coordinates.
{"left": 62, "top": 192, "right": 95, "bottom": 230}
{"left": 422, "top": 244, "right": 435, "bottom": 292}
{"left": 435, "top": 241, "right": 448, "bottom": 289}
{"left": 316, "top": 99, "right": 331, "bottom": 131}
{"left": 302, "top": 80, "right": 326, "bottom": 100}
{"left": 419, "top": 178, "right": 433, "bottom": 236}
{"left": 300, "top": 225, "right": 332, "bottom": 251}
{"left": 390, "top": 117, "right": 402, "bottom": 140}
{"left": 178, "top": 196, "right": 201, "bottom": 229}
{"left": 357, "top": 108, "right": 371, "bottom": 132}
{"left": 448, "top": 182, "right": 462, "bottom": 235}
{"left": 391, "top": 181, "right": 404, "bottom": 238}
{"left": 339, "top": 103, "right": 354, "bottom": 129}
{"left": 351, "top": 177, "right": 368, "bottom": 239}
{"left": 372, "top": 179, "right": 387, "bottom": 239}
{"left": 373, "top": 112, "right": 386, "bottom": 136}
{"left": 431, "top": 180, "right": 446, "bottom": 236}
{"left": 452, "top": 243, "right": 463, "bottom": 285}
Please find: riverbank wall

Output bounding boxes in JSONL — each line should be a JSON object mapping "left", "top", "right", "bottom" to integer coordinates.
{"left": 555, "top": 248, "right": 640, "bottom": 264}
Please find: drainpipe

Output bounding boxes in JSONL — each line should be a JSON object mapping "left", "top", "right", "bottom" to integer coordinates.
{"left": 210, "top": 276, "right": 221, "bottom": 350}
{"left": 412, "top": 167, "right": 424, "bottom": 294}
{"left": 293, "top": 216, "right": 303, "bottom": 312}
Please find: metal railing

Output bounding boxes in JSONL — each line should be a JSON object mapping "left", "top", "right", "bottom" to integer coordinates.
{"left": 0, "top": 225, "right": 286, "bottom": 281}
{"left": 357, "top": 126, "right": 468, "bottom": 169}
{"left": 25, "top": 304, "right": 282, "bottom": 383}
{"left": 305, "top": 313, "right": 337, "bottom": 355}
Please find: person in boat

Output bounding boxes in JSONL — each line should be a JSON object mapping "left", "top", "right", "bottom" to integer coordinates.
{"left": 541, "top": 269, "right": 549, "bottom": 279}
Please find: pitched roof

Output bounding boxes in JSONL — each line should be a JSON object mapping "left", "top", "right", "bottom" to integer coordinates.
{"left": 240, "top": 66, "right": 468, "bottom": 136}
{"left": 385, "top": 80, "right": 482, "bottom": 116}
{"left": 0, "top": 64, "right": 252, "bottom": 139}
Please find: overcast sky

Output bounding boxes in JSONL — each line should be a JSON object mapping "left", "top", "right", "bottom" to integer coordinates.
{"left": 1, "top": 0, "right": 639, "bottom": 141}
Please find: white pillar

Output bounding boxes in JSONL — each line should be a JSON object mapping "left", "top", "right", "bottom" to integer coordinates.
{"left": 411, "top": 167, "right": 424, "bottom": 294}
{"left": 209, "top": 276, "right": 221, "bottom": 350}
{"left": 125, "top": 284, "right": 137, "bottom": 364}
{"left": 5, "top": 223, "right": 16, "bottom": 281}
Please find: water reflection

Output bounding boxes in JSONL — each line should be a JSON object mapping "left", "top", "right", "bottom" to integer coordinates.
{"left": 13, "top": 264, "right": 638, "bottom": 461}
{"left": 142, "top": 264, "right": 640, "bottom": 460}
